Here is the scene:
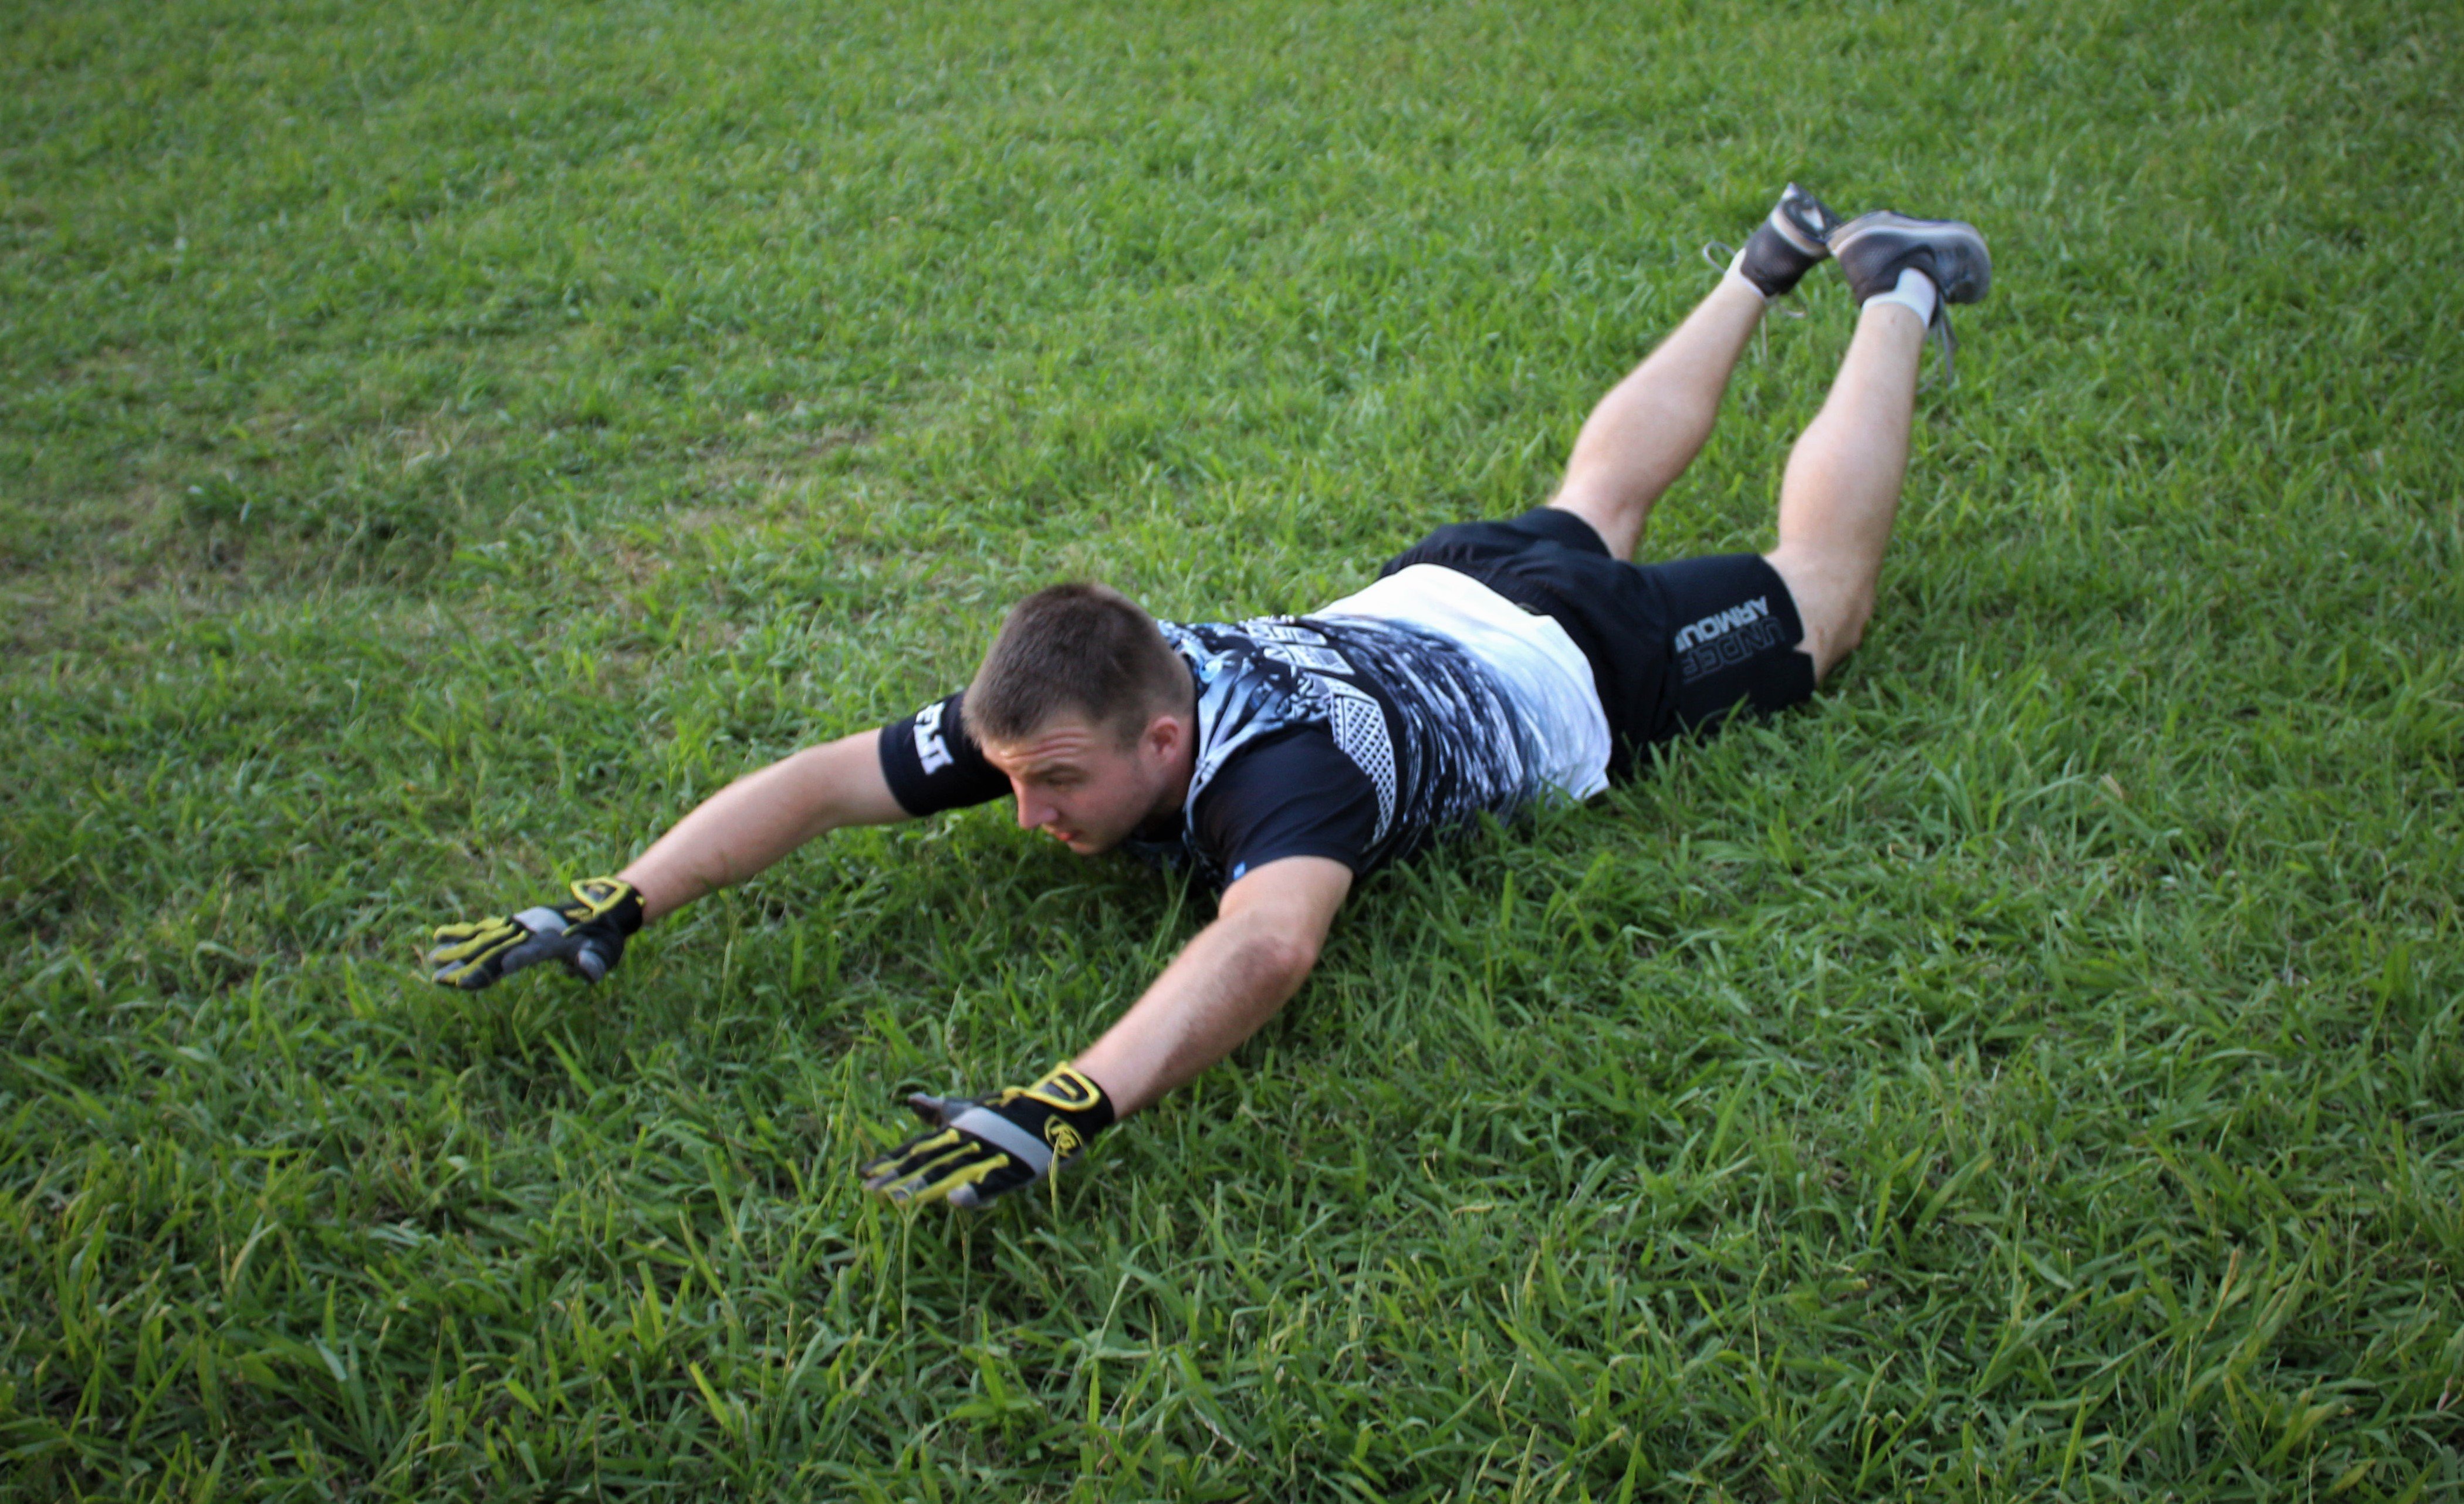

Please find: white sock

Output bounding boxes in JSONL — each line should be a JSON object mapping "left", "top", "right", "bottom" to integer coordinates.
{"left": 1722, "top": 246, "right": 1769, "bottom": 303}
{"left": 1864, "top": 266, "right": 1938, "bottom": 325}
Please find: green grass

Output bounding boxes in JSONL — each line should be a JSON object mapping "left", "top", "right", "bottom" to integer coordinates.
{"left": 5, "top": 0, "right": 2461, "bottom": 1496}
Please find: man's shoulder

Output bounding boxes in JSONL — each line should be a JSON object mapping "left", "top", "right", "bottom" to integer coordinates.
{"left": 1165, "top": 611, "right": 1466, "bottom": 697}
{"left": 1196, "top": 723, "right": 1358, "bottom": 805}
{"left": 1190, "top": 724, "right": 1379, "bottom": 884}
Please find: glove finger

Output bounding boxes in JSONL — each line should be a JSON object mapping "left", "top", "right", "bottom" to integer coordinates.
{"left": 431, "top": 955, "right": 503, "bottom": 991}
{"left": 898, "top": 1150, "right": 1010, "bottom": 1207}
{"left": 492, "top": 930, "right": 586, "bottom": 979}
{"left": 945, "top": 1152, "right": 1040, "bottom": 1209}
{"left": 905, "top": 1093, "right": 964, "bottom": 1128}
{"left": 864, "top": 1135, "right": 989, "bottom": 1202}
{"left": 868, "top": 1158, "right": 965, "bottom": 1203}
{"left": 428, "top": 930, "right": 526, "bottom": 989}
{"left": 426, "top": 920, "right": 522, "bottom": 966}
{"left": 859, "top": 1128, "right": 964, "bottom": 1185}
{"left": 567, "top": 937, "right": 616, "bottom": 983}
{"left": 877, "top": 1138, "right": 981, "bottom": 1195}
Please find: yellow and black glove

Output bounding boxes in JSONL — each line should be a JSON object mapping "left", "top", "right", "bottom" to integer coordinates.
{"left": 426, "top": 877, "right": 644, "bottom": 991}
{"left": 860, "top": 1064, "right": 1116, "bottom": 1209}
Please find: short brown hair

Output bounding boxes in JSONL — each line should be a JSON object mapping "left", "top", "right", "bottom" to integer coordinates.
{"left": 966, "top": 582, "right": 1189, "bottom": 745}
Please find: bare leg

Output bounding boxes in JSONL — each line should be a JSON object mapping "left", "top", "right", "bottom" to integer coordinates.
{"left": 1547, "top": 277, "right": 1767, "bottom": 560}
{"left": 1763, "top": 300, "right": 1926, "bottom": 680}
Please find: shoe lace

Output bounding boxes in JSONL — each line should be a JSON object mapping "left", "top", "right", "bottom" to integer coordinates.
{"left": 1922, "top": 307, "right": 1957, "bottom": 391}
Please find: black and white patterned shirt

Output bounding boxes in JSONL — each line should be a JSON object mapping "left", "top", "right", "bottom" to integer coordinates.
{"left": 878, "top": 609, "right": 1557, "bottom": 888}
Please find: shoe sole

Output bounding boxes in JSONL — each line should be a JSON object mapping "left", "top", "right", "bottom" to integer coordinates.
{"left": 1832, "top": 212, "right": 1991, "bottom": 305}
{"left": 1773, "top": 183, "right": 1843, "bottom": 255}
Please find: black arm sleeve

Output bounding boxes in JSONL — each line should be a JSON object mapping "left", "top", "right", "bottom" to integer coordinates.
{"left": 878, "top": 691, "right": 1010, "bottom": 816}
{"left": 1192, "top": 730, "right": 1380, "bottom": 884}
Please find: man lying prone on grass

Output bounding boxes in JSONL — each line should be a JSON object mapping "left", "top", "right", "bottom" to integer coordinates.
{"left": 428, "top": 188, "right": 1989, "bottom": 1209}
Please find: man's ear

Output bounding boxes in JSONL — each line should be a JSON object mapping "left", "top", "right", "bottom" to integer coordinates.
{"left": 1144, "top": 710, "right": 1188, "bottom": 761}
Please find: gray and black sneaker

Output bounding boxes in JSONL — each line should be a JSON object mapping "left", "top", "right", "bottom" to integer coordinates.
{"left": 1732, "top": 182, "right": 1845, "bottom": 299}
{"left": 1831, "top": 209, "right": 1991, "bottom": 380}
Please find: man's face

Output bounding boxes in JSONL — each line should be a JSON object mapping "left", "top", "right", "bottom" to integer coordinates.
{"left": 979, "top": 711, "right": 1191, "bottom": 856}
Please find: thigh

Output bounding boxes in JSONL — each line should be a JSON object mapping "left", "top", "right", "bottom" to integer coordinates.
{"left": 1540, "top": 490, "right": 1642, "bottom": 562}
{"left": 1634, "top": 553, "right": 1819, "bottom": 735}
{"left": 1759, "top": 543, "right": 1864, "bottom": 680}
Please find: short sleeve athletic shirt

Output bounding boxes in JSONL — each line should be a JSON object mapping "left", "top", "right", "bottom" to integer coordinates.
{"left": 877, "top": 570, "right": 1612, "bottom": 888}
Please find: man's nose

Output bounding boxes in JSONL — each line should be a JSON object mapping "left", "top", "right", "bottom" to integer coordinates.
{"left": 1013, "top": 785, "right": 1052, "bottom": 829}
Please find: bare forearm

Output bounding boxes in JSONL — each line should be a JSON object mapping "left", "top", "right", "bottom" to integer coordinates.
{"left": 620, "top": 731, "right": 905, "bottom": 921}
{"left": 1072, "top": 910, "right": 1316, "bottom": 1118}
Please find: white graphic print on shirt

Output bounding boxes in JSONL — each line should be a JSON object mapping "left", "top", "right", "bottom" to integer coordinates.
{"left": 1127, "top": 614, "right": 1547, "bottom": 885}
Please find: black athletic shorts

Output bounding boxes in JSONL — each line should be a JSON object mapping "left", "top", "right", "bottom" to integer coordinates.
{"left": 1377, "top": 508, "right": 1817, "bottom": 776}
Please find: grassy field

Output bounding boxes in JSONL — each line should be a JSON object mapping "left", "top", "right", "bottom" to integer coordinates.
{"left": 5, "top": 0, "right": 2460, "bottom": 1497}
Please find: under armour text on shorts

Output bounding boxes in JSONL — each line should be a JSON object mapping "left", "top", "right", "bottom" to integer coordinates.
{"left": 1377, "top": 508, "right": 1817, "bottom": 777}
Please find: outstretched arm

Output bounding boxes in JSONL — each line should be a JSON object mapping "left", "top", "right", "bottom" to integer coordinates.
{"left": 860, "top": 855, "right": 1353, "bottom": 1207}
{"left": 428, "top": 728, "right": 914, "bottom": 989}
{"left": 1072, "top": 854, "right": 1353, "bottom": 1115}
{"left": 621, "top": 729, "right": 911, "bottom": 921}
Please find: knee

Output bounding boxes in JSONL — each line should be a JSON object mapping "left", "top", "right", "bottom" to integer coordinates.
{"left": 1821, "top": 591, "right": 1875, "bottom": 669}
{"left": 1763, "top": 549, "right": 1872, "bottom": 681}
